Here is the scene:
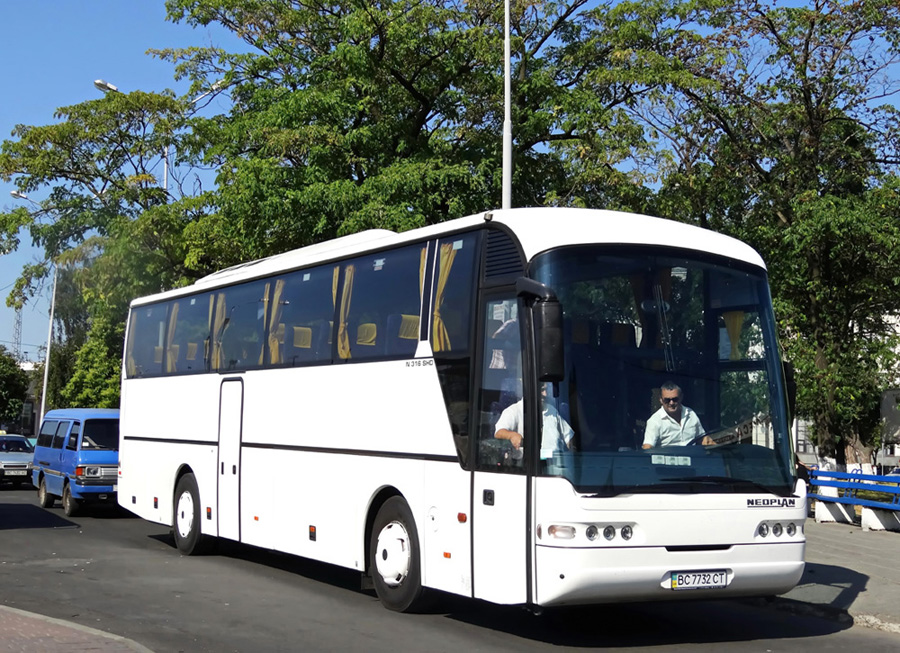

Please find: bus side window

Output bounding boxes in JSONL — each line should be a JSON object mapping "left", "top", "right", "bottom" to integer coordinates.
{"left": 212, "top": 279, "right": 268, "bottom": 372}
{"left": 275, "top": 265, "right": 337, "bottom": 367}
{"left": 337, "top": 244, "right": 423, "bottom": 361}
{"left": 126, "top": 302, "right": 169, "bottom": 378}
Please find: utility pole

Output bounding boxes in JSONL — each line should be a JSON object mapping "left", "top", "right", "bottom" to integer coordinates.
{"left": 13, "top": 308, "right": 22, "bottom": 361}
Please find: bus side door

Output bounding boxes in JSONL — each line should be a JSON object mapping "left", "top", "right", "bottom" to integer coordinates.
{"left": 218, "top": 379, "right": 243, "bottom": 541}
{"left": 471, "top": 295, "right": 529, "bottom": 604}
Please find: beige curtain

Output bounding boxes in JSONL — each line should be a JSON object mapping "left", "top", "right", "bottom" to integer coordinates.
{"left": 432, "top": 243, "right": 456, "bottom": 352}
{"left": 165, "top": 303, "right": 180, "bottom": 373}
{"left": 723, "top": 311, "right": 745, "bottom": 360}
{"left": 337, "top": 265, "right": 355, "bottom": 359}
{"left": 211, "top": 292, "right": 227, "bottom": 371}
{"left": 267, "top": 279, "right": 286, "bottom": 364}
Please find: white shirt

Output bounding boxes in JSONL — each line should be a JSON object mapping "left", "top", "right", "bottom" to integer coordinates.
{"left": 495, "top": 399, "right": 574, "bottom": 460}
{"left": 643, "top": 406, "right": 705, "bottom": 448}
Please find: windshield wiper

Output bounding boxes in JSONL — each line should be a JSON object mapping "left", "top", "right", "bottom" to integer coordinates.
{"left": 662, "top": 475, "right": 790, "bottom": 496}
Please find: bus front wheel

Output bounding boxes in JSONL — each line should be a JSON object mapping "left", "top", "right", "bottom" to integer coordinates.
{"left": 173, "top": 473, "right": 211, "bottom": 555}
{"left": 369, "top": 496, "right": 427, "bottom": 612}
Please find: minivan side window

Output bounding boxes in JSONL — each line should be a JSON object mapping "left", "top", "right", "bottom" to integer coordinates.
{"left": 66, "top": 422, "right": 81, "bottom": 450}
{"left": 37, "top": 420, "right": 58, "bottom": 448}
{"left": 51, "top": 421, "right": 71, "bottom": 450}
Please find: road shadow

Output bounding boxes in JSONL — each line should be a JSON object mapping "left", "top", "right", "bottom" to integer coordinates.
{"left": 767, "top": 561, "right": 867, "bottom": 619}
{"left": 145, "top": 533, "right": 854, "bottom": 646}
{"left": 0, "top": 502, "right": 77, "bottom": 530}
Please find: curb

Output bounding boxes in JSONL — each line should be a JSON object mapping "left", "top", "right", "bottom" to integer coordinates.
{"left": 0, "top": 604, "right": 154, "bottom": 652}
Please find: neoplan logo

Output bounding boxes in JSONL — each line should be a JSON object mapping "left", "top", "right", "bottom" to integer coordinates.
{"left": 747, "top": 498, "right": 797, "bottom": 508}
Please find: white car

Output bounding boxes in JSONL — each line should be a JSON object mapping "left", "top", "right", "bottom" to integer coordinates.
{"left": 0, "top": 434, "right": 34, "bottom": 488}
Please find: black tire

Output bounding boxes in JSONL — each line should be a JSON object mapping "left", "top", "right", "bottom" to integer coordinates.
{"left": 38, "top": 477, "right": 54, "bottom": 508}
{"left": 369, "top": 496, "right": 427, "bottom": 612}
{"left": 173, "top": 473, "right": 211, "bottom": 555}
{"left": 62, "top": 484, "right": 80, "bottom": 517}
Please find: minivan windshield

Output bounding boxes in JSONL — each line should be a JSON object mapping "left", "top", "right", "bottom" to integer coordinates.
{"left": 530, "top": 246, "right": 794, "bottom": 496}
{"left": 81, "top": 420, "right": 120, "bottom": 451}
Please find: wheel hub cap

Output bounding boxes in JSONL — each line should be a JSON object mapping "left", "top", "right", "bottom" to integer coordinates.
{"left": 374, "top": 521, "right": 410, "bottom": 587}
{"left": 176, "top": 490, "right": 194, "bottom": 539}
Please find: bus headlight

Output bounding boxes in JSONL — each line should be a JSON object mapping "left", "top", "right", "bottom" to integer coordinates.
{"left": 758, "top": 523, "right": 769, "bottom": 538}
{"left": 620, "top": 525, "right": 633, "bottom": 541}
{"left": 603, "top": 525, "right": 616, "bottom": 541}
{"left": 585, "top": 525, "right": 599, "bottom": 541}
{"left": 772, "top": 523, "right": 783, "bottom": 537}
{"left": 786, "top": 522, "right": 797, "bottom": 537}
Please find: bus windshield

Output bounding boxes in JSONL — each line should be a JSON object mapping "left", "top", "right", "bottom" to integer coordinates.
{"left": 530, "top": 246, "right": 794, "bottom": 496}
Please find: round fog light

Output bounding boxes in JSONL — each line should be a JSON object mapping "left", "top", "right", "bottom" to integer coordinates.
{"left": 586, "top": 525, "right": 599, "bottom": 541}
{"left": 758, "top": 523, "right": 769, "bottom": 538}
{"left": 786, "top": 522, "right": 797, "bottom": 537}
{"left": 603, "top": 525, "right": 616, "bottom": 541}
{"left": 621, "top": 525, "right": 633, "bottom": 540}
{"left": 772, "top": 523, "right": 783, "bottom": 537}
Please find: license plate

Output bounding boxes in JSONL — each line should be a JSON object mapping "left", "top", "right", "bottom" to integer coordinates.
{"left": 671, "top": 570, "right": 727, "bottom": 590}
{"left": 5, "top": 470, "right": 27, "bottom": 476}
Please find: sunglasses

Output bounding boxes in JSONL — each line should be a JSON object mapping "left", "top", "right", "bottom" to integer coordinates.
{"left": 662, "top": 397, "right": 681, "bottom": 404}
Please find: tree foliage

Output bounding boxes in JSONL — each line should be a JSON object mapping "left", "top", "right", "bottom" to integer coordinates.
{"left": 0, "top": 346, "right": 28, "bottom": 424}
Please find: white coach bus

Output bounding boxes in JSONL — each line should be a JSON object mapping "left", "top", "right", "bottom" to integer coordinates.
{"left": 118, "top": 207, "right": 805, "bottom": 612}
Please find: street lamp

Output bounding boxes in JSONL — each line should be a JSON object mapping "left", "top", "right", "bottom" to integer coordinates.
{"left": 9, "top": 191, "right": 57, "bottom": 422}
{"left": 94, "top": 79, "right": 119, "bottom": 93}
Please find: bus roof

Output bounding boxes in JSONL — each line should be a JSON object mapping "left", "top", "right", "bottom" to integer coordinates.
{"left": 132, "top": 208, "right": 765, "bottom": 306}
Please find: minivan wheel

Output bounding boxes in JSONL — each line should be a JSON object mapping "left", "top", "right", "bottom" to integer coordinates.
{"left": 38, "top": 477, "right": 54, "bottom": 508}
{"left": 62, "top": 484, "right": 80, "bottom": 517}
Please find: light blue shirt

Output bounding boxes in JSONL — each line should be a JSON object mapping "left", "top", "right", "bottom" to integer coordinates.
{"left": 643, "top": 406, "right": 705, "bottom": 448}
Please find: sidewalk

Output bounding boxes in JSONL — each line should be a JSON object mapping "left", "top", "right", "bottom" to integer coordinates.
{"left": 773, "top": 517, "right": 900, "bottom": 633}
{"left": 1, "top": 517, "right": 898, "bottom": 649}
{"left": 0, "top": 605, "right": 152, "bottom": 652}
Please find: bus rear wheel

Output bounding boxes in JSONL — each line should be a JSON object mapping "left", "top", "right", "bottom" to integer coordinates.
{"left": 369, "top": 496, "right": 427, "bottom": 612}
{"left": 38, "top": 477, "right": 54, "bottom": 508}
{"left": 173, "top": 473, "right": 211, "bottom": 555}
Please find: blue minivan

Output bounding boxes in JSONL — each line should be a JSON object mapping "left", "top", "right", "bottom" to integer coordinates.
{"left": 31, "top": 408, "right": 120, "bottom": 516}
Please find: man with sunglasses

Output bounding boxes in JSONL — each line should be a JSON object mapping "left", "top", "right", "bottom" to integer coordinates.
{"left": 642, "top": 382, "right": 713, "bottom": 449}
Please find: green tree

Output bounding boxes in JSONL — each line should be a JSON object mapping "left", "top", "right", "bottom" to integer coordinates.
{"left": 617, "top": 0, "right": 900, "bottom": 463}
{"left": 0, "top": 345, "right": 28, "bottom": 424}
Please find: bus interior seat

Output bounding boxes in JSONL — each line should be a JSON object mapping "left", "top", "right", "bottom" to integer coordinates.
{"left": 286, "top": 325, "right": 314, "bottom": 365}
{"left": 357, "top": 322, "right": 377, "bottom": 347}
{"left": 153, "top": 346, "right": 164, "bottom": 364}
{"left": 386, "top": 313, "right": 419, "bottom": 356}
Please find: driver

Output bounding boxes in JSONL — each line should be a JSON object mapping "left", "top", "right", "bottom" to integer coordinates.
{"left": 495, "top": 383, "right": 574, "bottom": 459}
{"left": 642, "top": 382, "right": 714, "bottom": 448}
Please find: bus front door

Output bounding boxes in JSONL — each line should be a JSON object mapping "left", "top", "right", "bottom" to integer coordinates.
{"left": 217, "top": 379, "right": 243, "bottom": 541}
{"left": 471, "top": 294, "right": 530, "bottom": 605}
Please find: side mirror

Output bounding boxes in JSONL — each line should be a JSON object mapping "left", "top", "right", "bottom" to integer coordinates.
{"left": 516, "top": 278, "right": 565, "bottom": 383}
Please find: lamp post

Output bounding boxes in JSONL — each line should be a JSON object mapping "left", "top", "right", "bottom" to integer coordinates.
{"left": 9, "top": 191, "right": 57, "bottom": 422}
{"left": 502, "top": 0, "right": 512, "bottom": 210}
{"left": 93, "top": 78, "right": 221, "bottom": 192}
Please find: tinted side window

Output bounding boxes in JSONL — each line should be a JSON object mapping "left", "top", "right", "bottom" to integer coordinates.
{"left": 212, "top": 279, "right": 268, "bottom": 372}
{"left": 166, "top": 293, "right": 213, "bottom": 374}
{"left": 126, "top": 302, "right": 169, "bottom": 378}
{"left": 431, "top": 233, "right": 479, "bottom": 355}
{"left": 81, "top": 420, "right": 120, "bottom": 451}
{"left": 66, "top": 422, "right": 81, "bottom": 450}
{"left": 51, "top": 421, "right": 71, "bottom": 450}
{"left": 270, "top": 265, "right": 339, "bottom": 367}
{"left": 37, "top": 420, "right": 58, "bottom": 448}
{"left": 337, "top": 244, "right": 425, "bottom": 361}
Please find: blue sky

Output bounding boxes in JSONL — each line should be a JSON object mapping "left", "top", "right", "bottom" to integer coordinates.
{"left": 0, "top": 1, "right": 239, "bottom": 362}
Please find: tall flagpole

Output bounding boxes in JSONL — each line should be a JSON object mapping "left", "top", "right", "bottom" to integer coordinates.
{"left": 502, "top": 0, "right": 512, "bottom": 210}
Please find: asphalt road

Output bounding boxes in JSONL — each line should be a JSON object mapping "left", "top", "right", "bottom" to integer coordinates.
{"left": 1, "top": 483, "right": 898, "bottom": 652}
